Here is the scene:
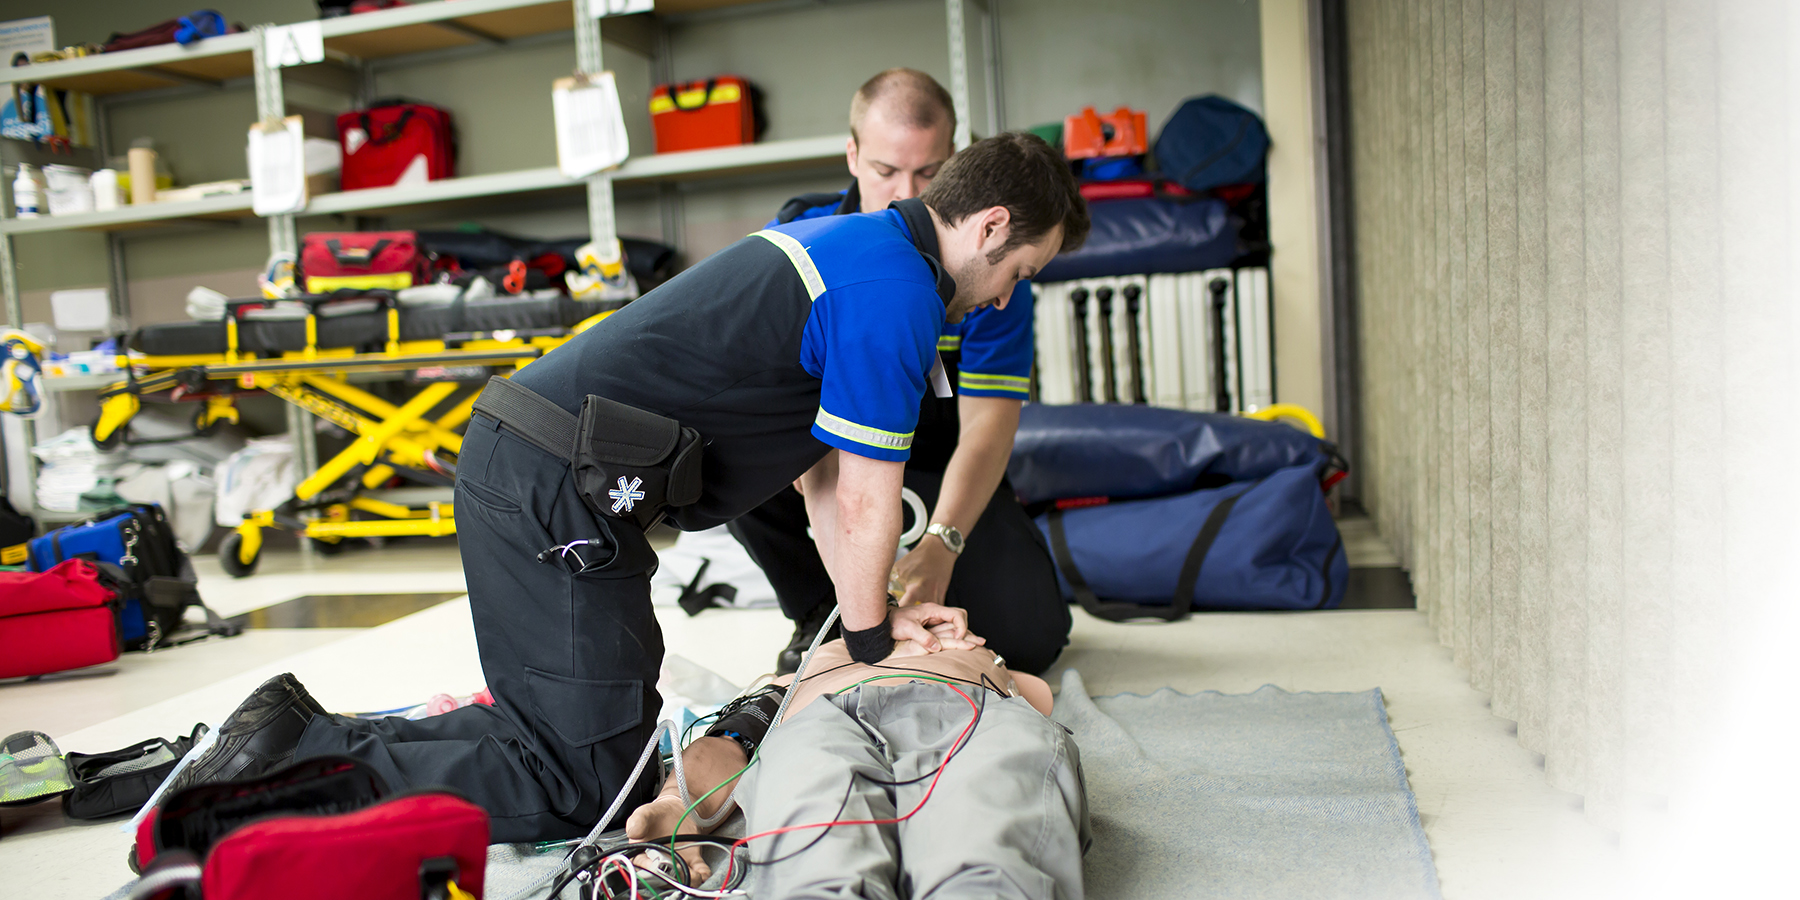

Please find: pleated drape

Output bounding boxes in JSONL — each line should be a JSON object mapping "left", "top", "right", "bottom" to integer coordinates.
{"left": 1344, "top": 0, "right": 1797, "bottom": 830}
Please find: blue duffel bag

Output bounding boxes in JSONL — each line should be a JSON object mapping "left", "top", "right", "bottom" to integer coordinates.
{"left": 1034, "top": 196, "right": 1238, "bottom": 283}
{"left": 1036, "top": 460, "right": 1347, "bottom": 618}
{"left": 1008, "top": 403, "right": 1334, "bottom": 506}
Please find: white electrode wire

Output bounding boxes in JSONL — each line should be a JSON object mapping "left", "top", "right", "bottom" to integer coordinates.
{"left": 500, "top": 719, "right": 675, "bottom": 900}
{"left": 512, "top": 602, "right": 848, "bottom": 900}
{"left": 679, "top": 602, "right": 842, "bottom": 835}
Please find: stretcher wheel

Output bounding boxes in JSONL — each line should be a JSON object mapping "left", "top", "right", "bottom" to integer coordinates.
{"left": 309, "top": 536, "right": 349, "bottom": 556}
{"left": 91, "top": 422, "right": 124, "bottom": 451}
{"left": 220, "top": 532, "right": 260, "bottom": 578}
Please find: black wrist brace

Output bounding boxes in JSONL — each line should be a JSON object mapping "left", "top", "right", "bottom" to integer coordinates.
{"left": 842, "top": 614, "right": 893, "bottom": 665}
{"left": 702, "top": 684, "right": 788, "bottom": 757}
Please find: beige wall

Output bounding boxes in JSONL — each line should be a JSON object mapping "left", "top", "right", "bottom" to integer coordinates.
{"left": 1258, "top": 0, "right": 1325, "bottom": 419}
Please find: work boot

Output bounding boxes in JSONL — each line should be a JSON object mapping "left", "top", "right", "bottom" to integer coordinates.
{"left": 775, "top": 602, "right": 841, "bottom": 675}
{"left": 157, "top": 673, "right": 326, "bottom": 799}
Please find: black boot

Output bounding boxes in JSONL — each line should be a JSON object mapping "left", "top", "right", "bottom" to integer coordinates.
{"left": 157, "top": 673, "right": 326, "bottom": 799}
{"left": 775, "top": 602, "right": 841, "bottom": 675}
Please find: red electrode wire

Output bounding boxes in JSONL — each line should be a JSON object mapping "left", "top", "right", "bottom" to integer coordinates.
{"left": 719, "top": 680, "right": 982, "bottom": 888}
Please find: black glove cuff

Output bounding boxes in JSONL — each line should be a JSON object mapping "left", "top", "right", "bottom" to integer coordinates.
{"left": 842, "top": 613, "right": 893, "bottom": 665}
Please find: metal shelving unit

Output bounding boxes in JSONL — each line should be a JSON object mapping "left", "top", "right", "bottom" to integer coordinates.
{"left": 1, "top": 0, "right": 1000, "bottom": 517}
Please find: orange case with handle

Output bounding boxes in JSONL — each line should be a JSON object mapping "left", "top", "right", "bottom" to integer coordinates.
{"left": 650, "top": 76, "right": 758, "bottom": 153}
{"left": 1063, "top": 106, "right": 1149, "bottom": 159}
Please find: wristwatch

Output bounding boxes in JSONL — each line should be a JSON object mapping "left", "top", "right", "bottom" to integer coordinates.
{"left": 925, "top": 522, "right": 965, "bottom": 555}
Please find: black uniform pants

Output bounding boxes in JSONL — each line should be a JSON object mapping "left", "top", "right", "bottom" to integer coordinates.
{"left": 293, "top": 416, "right": 664, "bottom": 843}
{"left": 727, "top": 470, "right": 1071, "bottom": 674}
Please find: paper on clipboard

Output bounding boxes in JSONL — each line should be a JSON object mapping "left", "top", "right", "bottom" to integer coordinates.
{"left": 553, "top": 73, "right": 630, "bottom": 180}
{"left": 248, "top": 116, "right": 308, "bottom": 216}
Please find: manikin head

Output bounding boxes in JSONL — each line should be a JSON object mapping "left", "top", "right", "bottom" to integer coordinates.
{"left": 847, "top": 69, "right": 957, "bottom": 212}
{"left": 922, "top": 133, "right": 1091, "bottom": 322}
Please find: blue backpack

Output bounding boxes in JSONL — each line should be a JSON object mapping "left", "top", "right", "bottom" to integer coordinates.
{"left": 1037, "top": 461, "right": 1348, "bottom": 619}
{"left": 1154, "top": 95, "right": 1269, "bottom": 192}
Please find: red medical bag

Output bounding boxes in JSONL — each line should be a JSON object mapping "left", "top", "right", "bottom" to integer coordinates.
{"left": 298, "top": 231, "right": 431, "bottom": 293}
{"left": 0, "top": 559, "right": 122, "bottom": 679}
{"left": 650, "top": 76, "right": 761, "bottom": 153}
{"left": 135, "top": 756, "right": 488, "bottom": 899}
{"left": 336, "top": 100, "right": 455, "bottom": 191}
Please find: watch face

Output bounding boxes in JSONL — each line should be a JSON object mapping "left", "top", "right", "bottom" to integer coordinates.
{"left": 932, "top": 524, "right": 963, "bottom": 553}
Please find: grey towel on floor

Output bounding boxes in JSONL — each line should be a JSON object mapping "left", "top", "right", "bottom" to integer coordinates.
{"left": 1052, "top": 669, "right": 1440, "bottom": 900}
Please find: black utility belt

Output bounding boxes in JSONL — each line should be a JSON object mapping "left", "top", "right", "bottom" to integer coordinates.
{"left": 470, "top": 377, "right": 703, "bottom": 530}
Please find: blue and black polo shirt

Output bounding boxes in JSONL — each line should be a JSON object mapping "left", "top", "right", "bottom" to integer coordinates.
{"left": 513, "top": 200, "right": 953, "bottom": 530}
{"left": 775, "top": 184, "right": 1036, "bottom": 471}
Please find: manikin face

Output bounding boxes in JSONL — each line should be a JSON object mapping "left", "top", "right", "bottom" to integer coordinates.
{"left": 847, "top": 105, "right": 954, "bottom": 212}
{"left": 944, "top": 216, "right": 1063, "bottom": 323}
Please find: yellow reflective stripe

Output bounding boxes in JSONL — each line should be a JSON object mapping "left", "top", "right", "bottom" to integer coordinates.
{"left": 958, "top": 371, "right": 1030, "bottom": 389}
{"left": 752, "top": 230, "right": 826, "bottom": 301}
{"left": 815, "top": 409, "right": 913, "bottom": 450}
{"left": 936, "top": 335, "right": 963, "bottom": 351}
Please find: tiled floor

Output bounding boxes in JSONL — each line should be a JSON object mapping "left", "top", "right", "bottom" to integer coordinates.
{"left": 0, "top": 523, "right": 1624, "bottom": 899}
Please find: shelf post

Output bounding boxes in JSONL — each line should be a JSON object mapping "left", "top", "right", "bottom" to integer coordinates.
{"left": 573, "top": 0, "right": 619, "bottom": 250}
{"left": 254, "top": 24, "right": 316, "bottom": 554}
{"left": 945, "top": 0, "right": 972, "bottom": 150}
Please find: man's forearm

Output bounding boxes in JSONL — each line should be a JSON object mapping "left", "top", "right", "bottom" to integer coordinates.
{"left": 830, "top": 452, "right": 905, "bottom": 632}
{"left": 932, "top": 397, "right": 1022, "bottom": 536}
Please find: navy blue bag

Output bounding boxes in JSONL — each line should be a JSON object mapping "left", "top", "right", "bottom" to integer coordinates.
{"left": 1008, "top": 403, "right": 1332, "bottom": 506}
{"left": 28, "top": 505, "right": 229, "bottom": 650}
{"left": 1037, "top": 461, "right": 1347, "bottom": 618}
{"left": 1153, "top": 95, "right": 1269, "bottom": 193}
{"left": 1034, "top": 196, "right": 1238, "bottom": 283}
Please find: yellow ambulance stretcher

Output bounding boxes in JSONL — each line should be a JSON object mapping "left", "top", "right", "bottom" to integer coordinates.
{"left": 89, "top": 291, "right": 615, "bottom": 577}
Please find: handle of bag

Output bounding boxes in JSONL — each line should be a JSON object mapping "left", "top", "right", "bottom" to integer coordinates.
{"left": 670, "top": 78, "right": 719, "bottom": 113}
{"left": 359, "top": 106, "right": 419, "bottom": 147}
{"left": 129, "top": 849, "right": 202, "bottom": 900}
{"left": 325, "top": 237, "right": 393, "bottom": 268}
{"left": 1044, "top": 485, "right": 1250, "bottom": 623}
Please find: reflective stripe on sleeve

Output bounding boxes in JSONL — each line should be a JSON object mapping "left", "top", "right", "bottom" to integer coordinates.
{"left": 957, "top": 371, "right": 1031, "bottom": 394}
{"left": 751, "top": 230, "right": 826, "bottom": 301}
{"left": 815, "top": 408, "right": 913, "bottom": 450}
{"left": 936, "top": 334, "right": 963, "bottom": 351}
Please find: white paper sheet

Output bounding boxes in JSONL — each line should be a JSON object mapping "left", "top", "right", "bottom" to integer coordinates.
{"left": 248, "top": 116, "right": 308, "bottom": 216}
{"left": 589, "top": 0, "right": 654, "bottom": 18}
{"left": 553, "top": 73, "right": 630, "bottom": 180}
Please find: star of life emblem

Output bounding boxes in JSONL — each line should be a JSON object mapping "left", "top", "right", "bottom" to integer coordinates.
{"left": 609, "top": 476, "right": 646, "bottom": 514}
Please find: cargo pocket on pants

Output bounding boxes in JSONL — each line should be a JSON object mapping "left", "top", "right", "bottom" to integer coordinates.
{"left": 523, "top": 667, "right": 644, "bottom": 748}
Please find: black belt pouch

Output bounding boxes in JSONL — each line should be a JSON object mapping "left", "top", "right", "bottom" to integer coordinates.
{"left": 572, "top": 394, "right": 704, "bottom": 530}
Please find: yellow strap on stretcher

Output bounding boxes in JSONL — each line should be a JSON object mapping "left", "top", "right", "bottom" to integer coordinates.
{"left": 305, "top": 273, "right": 414, "bottom": 293}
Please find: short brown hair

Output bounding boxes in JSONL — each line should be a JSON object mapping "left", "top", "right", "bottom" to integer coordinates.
{"left": 922, "top": 132, "right": 1090, "bottom": 257}
{"left": 849, "top": 68, "right": 956, "bottom": 145}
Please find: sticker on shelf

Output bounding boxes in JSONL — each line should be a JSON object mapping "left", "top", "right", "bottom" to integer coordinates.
{"left": 590, "top": 0, "right": 654, "bottom": 18}
{"left": 264, "top": 22, "right": 324, "bottom": 68}
{"left": 553, "top": 72, "right": 630, "bottom": 180}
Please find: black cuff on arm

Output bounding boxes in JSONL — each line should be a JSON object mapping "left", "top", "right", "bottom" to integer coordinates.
{"left": 842, "top": 613, "right": 893, "bottom": 665}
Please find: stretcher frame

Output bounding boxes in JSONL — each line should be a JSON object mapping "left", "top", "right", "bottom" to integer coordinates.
{"left": 90, "top": 297, "right": 611, "bottom": 577}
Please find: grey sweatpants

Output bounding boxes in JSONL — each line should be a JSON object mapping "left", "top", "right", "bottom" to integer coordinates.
{"left": 738, "top": 682, "right": 1089, "bottom": 900}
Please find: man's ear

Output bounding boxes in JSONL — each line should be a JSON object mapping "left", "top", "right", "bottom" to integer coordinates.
{"left": 978, "top": 205, "right": 1012, "bottom": 253}
{"left": 846, "top": 136, "right": 860, "bottom": 176}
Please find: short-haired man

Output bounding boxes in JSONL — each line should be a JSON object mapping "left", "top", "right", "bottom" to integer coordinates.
{"left": 733, "top": 69, "right": 1075, "bottom": 676}
{"left": 156, "top": 134, "right": 1089, "bottom": 847}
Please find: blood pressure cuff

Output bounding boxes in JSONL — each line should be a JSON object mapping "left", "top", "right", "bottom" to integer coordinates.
{"left": 703, "top": 684, "right": 788, "bottom": 757}
{"left": 471, "top": 376, "right": 703, "bottom": 530}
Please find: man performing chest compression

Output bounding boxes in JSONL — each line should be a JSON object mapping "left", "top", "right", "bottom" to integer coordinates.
{"left": 733, "top": 68, "right": 1074, "bottom": 676}
{"left": 154, "top": 132, "right": 1089, "bottom": 846}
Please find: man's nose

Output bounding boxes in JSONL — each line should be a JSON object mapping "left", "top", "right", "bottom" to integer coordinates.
{"left": 894, "top": 176, "right": 922, "bottom": 200}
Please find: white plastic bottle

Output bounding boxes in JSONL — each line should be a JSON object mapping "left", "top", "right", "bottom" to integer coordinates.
{"left": 13, "top": 164, "right": 43, "bottom": 218}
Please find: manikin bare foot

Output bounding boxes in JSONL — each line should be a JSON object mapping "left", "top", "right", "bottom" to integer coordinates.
{"left": 623, "top": 736, "right": 747, "bottom": 885}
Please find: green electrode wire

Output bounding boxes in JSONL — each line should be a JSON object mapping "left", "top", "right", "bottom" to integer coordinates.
{"left": 665, "top": 673, "right": 964, "bottom": 854}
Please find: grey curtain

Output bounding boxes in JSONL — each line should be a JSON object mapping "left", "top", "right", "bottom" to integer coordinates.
{"left": 1344, "top": 0, "right": 1797, "bottom": 830}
